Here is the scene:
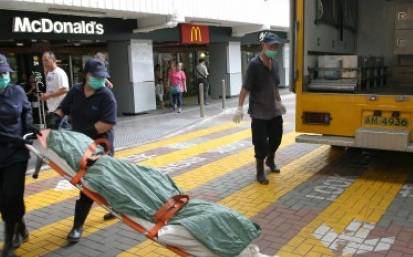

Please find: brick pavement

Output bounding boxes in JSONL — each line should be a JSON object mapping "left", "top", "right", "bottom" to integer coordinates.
{"left": 2, "top": 96, "right": 413, "bottom": 257}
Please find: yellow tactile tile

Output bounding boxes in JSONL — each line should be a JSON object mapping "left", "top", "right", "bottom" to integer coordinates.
{"left": 119, "top": 145, "right": 340, "bottom": 257}
{"left": 139, "top": 129, "right": 251, "bottom": 168}
{"left": 25, "top": 188, "right": 78, "bottom": 212}
{"left": 176, "top": 131, "right": 297, "bottom": 191}
{"left": 115, "top": 122, "right": 237, "bottom": 158}
{"left": 0, "top": 207, "right": 117, "bottom": 256}
{"left": 277, "top": 163, "right": 408, "bottom": 257}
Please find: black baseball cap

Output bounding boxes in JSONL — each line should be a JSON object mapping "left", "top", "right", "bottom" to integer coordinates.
{"left": 260, "top": 32, "right": 287, "bottom": 45}
{"left": 0, "top": 54, "right": 14, "bottom": 73}
{"left": 84, "top": 58, "right": 109, "bottom": 78}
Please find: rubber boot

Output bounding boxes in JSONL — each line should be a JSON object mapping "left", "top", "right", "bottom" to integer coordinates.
{"left": 67, "top": 200, "right": 92, "bottom": 243}
{"left": 12, "top": 218, "right": 29, "bottom": 249}
{"left": 103, "top": 213, "right": 116, "bottom": 221}
{"left": 265, "top": 152, "right": 281, "bottom": 173}
{"left": 2, "top": 222, "right": 17, "bottom": 257}
{"left": 256, "top": 159, "right": 269, "bottom": 185}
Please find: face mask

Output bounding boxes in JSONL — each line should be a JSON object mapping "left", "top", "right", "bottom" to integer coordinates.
{"left": 0, "top": 73, "right": 11, "bottom": 90}
{"left": 264, "top": 50, "right": 279, "bottom": 59}
{"left": 87, "top": 76, "right": 105, "bottom": 90}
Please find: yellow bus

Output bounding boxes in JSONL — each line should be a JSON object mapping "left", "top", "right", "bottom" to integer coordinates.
{"left": 291, "top": 0, "right": 413, "bottom": 152}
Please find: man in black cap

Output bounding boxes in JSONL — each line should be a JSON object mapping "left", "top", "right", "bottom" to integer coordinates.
{"left": 49, "top": 58, "right": 117, "bottom": 243}
{"left": 233, "top": 32, "right": 286, "bottom": 185}
{"left": 0, "top": 54, "right": 32, "bottom": 257}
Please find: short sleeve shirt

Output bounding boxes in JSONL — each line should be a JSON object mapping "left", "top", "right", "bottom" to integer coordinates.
{"left": 59, "top": 84, "right": 117, "bottom": 150}
{"left": 45, "top": 67, "right": 69, "bottom": 112}
{"left": 168, "top": 70, "right": 186, "bottom": 92}
{"left": 243, "top": 56, "right": 281, "bottom": 120}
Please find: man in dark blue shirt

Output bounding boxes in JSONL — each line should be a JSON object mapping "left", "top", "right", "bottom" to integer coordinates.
{"left": 0, "top": 54, "right": 32, "bottom": 257}
{"left": 50, "top": 58, "right": 117, "bottom": 243}
{"left": 233, "top": 32, "right": 286, "bottom": 185}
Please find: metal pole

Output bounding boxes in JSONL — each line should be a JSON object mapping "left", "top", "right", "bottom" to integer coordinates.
{"left": 221, "top": 79, "right": 226, "bottom": 109}
{"left": 199, "top": 83, "right": 205, "bottom": 118}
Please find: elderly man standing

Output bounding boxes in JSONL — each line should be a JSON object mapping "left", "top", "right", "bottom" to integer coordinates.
{"left": 41, "top": 51, "right": 69, "bottom": 128}
{"left": 233, "top": 32, "right": 286, "bottom": 185}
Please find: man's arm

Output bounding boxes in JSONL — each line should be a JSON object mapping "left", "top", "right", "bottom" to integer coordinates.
{"left": 238, "top": 87, "right": 250, "bottom": 107}
{"left": 94, "top": 121, "right": 114, "bottom": 134}
{"left": 274, "top": 87, "right": 281, "bottom": 101}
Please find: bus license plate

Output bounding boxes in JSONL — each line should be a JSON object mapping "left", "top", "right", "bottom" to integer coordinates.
{"left": 363, "top": 116, "right": 409, "bottom": 128}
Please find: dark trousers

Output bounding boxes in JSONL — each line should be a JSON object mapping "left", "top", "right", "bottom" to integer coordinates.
{"left": 74, "top": 149, "right": 114, "bottom": 220}
{"left": 172, "top": 92, "right": 183, "bottom": 108}
{"left": 198, "top": 79, "right": 209, "bottom": 103}
{"left": 251, "top": 116, "right": 283, "bottom": 159}
{"left": 0, "top": 161, "right": 27, "bottom": 223}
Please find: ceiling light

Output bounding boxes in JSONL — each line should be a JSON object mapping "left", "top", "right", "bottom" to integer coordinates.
{"left": 16, "top": 43, "right": 24, "bottom": 47}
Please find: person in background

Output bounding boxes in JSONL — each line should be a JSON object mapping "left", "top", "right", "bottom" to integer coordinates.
{"left": 41, "top": 51, "right": 69, "bottom": 112}
{"left": 167, "top": 61, "right": 187, "bottom": 113}
{"left": 24, "top": 75, "right": 40, "bottom": 124}
{"left": 177, "top": 62, "right": 187, "bottom": 112}
{"left": 41, "top": 51, "right": 69, "bottom": 128}
{"left": 196, "top": 58, "right": 210, "bottom": 105}
{"left": 233, "top": 32, "right": 286, "bottom": 185}
{"left": 47, "top": 58, "right": 117, "bottom": 243}
{"left": 154, "top": 64, "right": 165, "bottom": 109}
{"left": 0, "top": 54, "right": 32, "bottom": 257}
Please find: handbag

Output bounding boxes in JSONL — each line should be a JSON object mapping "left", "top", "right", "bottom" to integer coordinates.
{"left": 170, "top": 85, "right": 181, "bottom": 94}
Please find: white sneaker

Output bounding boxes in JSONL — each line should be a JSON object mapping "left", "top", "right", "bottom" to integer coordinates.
{"left": 178, "top": 108, "right": 182, "bottom": 113}
{"left": 173, "top": 104, "right": 177, "bottom": 111}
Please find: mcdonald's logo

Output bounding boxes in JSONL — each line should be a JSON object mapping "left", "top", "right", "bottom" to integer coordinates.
{"left": 190, "top": 26, "right": 202, "bottom": 42}
{"left": 181, "top": 24, "right": 209, "bottom": 45}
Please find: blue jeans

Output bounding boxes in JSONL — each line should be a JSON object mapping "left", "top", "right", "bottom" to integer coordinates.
{"left": 172, "top": 93, "right": 182, "bottom": 108}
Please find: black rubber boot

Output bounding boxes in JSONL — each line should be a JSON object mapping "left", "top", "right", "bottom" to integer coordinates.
{"left": 67, "top": 200, "right": 92, "bottom": 244}
{"left": 12, "top": 218, "right": 29, "bottom": 249}
{"left": 256, "top": 159, "right": 269, "bottom": 185}
{"left": 2, "top": 222, "right": 17, "bottom": 257}
{"left": 103, "top": 213, "right": 116, "bottom": 221}
{"left": 266, "top": 153, "right": 281, "bottom": 173}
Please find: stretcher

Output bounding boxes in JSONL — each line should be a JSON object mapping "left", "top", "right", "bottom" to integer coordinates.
{"left": 24, "top": 130, "right": 271, "bottom": 257}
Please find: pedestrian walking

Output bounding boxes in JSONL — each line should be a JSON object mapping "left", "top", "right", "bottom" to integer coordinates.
{"left": 168, "top": 61, "right": 187, "bottom": 113}
{"left": 47, "top": 58, "right": 117, "bottom": 243}
{"left": 233, "top": 32, "right": 286, "bottom": 185}
{"left": 0, "top": 54, "right": 32, "bottom": 257}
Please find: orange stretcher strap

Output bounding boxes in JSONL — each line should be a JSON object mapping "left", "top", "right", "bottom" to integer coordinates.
{"left": 70, "top": 138, "right": 111, "bottom": 185}
{"left": 146, "top": 195, "right": 189, "bottom": 239}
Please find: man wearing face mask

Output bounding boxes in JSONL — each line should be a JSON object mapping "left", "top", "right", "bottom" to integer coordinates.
{"left": 233, "top": 32, "right": 287, "bottom": 185}
{"left": 48, "top": 58, "right": 117, "bottom": 243}
{"left": 0, "top": 54, "right": 32, "bottom": 257}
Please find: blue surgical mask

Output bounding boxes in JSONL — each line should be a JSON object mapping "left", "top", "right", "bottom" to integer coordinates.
{"left": 0, "top": 73, "right": 11, "bottom": 90}
{"left": 264, "top": 50, "right": 279, "bottom": 59}
{"left": 87, "top": 76, "right": 105, "bottom": 90}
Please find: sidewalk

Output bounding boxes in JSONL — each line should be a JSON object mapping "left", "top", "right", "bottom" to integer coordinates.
{"left": 114, "top": 88, "right": 292, "bottom": 149}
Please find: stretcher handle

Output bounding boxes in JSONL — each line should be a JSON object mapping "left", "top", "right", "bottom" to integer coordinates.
{"left": 23, "top": 132, "right": 45, "bottom": 179}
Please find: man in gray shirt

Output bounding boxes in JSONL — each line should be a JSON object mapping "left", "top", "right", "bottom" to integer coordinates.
{"left": 233, "top": 32, "right": 286, "bottom": 185}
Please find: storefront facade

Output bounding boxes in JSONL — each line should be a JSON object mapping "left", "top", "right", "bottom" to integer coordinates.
{"left": 0, "top": 5, "right": 289, "bottom": 115}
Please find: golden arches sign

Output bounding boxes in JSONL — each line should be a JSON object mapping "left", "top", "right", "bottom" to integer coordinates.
{"left": 190, "top": 26, "right": 202, "bottom": 42}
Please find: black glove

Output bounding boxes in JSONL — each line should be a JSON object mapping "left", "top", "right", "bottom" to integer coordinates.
{"left": 0, "top": 132, "right": 29, "bottom": 147}
{"left": 83, "top": 125, "right": 99, "bottom": 139}
{"left": 46, "top": 112, "right": 62, "bottom": 129}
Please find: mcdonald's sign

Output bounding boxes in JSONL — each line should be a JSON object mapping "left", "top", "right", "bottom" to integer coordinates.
{"left": 180, "top": 24, "right": 209, "bottom": 45}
